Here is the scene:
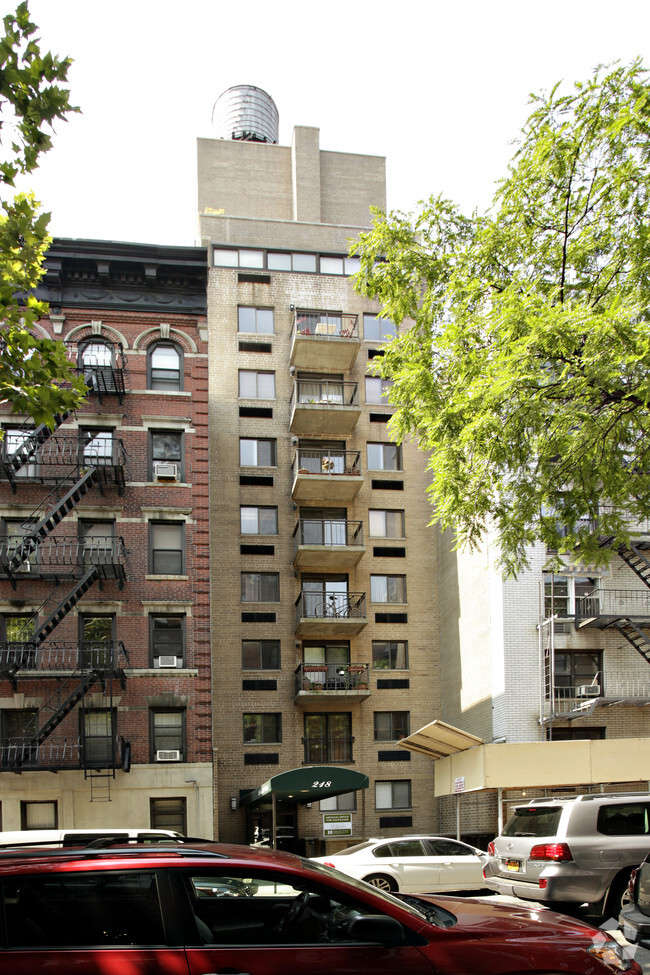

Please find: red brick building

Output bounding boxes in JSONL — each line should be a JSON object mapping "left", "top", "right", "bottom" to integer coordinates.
{"left": 0, "top": 239, "right": 212, "bottom": 835}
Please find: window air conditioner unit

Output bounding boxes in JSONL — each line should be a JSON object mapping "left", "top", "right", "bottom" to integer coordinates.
{"left": 156, "top": 749, "right": 181, "bottom": 762}
{"left": 577, "top": 685, "right": 601, "bottom": 697}
{"left": 154, "top": 462, "right": 179, "bottom": 481}
{"left": 157, "top": 655, "right": 179, "bottom": 668}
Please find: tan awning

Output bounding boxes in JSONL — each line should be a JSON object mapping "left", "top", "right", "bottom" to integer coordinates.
{"left": 398, "top": 719, "right": 483, "bottom": 759}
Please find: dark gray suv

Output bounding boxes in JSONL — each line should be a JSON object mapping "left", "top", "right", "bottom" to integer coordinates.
{"left": 485, "top": 792, "right": 650, "bottom": 915}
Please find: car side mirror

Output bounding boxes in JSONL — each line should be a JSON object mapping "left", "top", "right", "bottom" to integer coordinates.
{"left": 342, "top": 915, "right": 405, "bottom": 945}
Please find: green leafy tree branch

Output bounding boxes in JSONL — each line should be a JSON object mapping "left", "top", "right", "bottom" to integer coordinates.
{"left": 353, "top": 61, "right": 650, "bottom": 574}
{"left": 0, "top": 1, "right": 86, "bottom": 427}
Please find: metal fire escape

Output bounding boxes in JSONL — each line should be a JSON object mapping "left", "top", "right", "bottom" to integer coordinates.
{"left": 0, "top": 342, "right": 130, "bottom": 797}
{"left": 540, "top": 515, "right": 650, "bottom": 727}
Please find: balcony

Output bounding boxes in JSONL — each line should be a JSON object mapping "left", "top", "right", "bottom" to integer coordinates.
{"left": 0, "top": 536, "right": 128, "bottom": 585}
{"left": 290, "top": 379, "right": 360, "bottom": 436}
{"left": 292, "top": 449, "right": 363, "bottom": 503}
{"left": 294, "top": 662, "right": 370, "bottom": 704}
{"left": 0, "top": 434, "right": 127, "bottom": 492}
{"left": 293, "top": 519, "right": 364, "bottom": 570}
{"left": 65, "top": 340, "right": 130, "bottom": 402}
{"left": 575, "top": 589, "right": 650, "bottom": 628}
{"left": 290, "top": 311, "right": 360, "bottom": 371}
{"left": 294, "top": 590, "right": 367, "bottom": 638}
{"left": 542, "top": 673, "right": 650, "bottom": 722}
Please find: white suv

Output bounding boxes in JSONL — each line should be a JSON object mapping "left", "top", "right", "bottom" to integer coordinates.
{"left": 485, "top": 792, "right": 650, "bottom": 915}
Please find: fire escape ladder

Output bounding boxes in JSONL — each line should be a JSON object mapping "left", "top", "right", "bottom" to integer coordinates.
{"left": 34, "top": 567, "right": 101, "bottom": 644}
{"left": 610, "top": 618, "right": 650, "bottom": 666}
{"left": 6, "top": 468, "right": 99, "bottom": 575}
{"left": 615, "top": 544, "right": 650, "bottom": 589}
{"left": 36, "top": 670, "right": 102, "bottom": 745}
{"left": 1, "top": 411, "right": 73, "bottom": 491}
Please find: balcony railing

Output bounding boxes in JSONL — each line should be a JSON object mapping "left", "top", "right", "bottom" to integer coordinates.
{"left": 293, "top": 519, "right": 363, "bottom": 551}
{"left": 0, "top": 536, "right": 128, "bottom": 580}
{"left": 295, "top": 591, "right": 366, "bottom": 623}
{"left": 0, "top": 640, "right": 130, "bottom": 674}
{"left": 0, "top": 737, "right": 82, "bottom": 770}
{"left": 291, "top": 379, "right": 359, "bottom": 407}
{"left": 576, "top": 588, "right": 650, "bottom": 623}
{"left": 295, "top": 662, "right": 369, "bottom": 693}
{"left": 302, "top": 736, "right": 354, "bottom": 764}
{"left": 293, "top": 449, "right": 361, "bottom": 477}
{"left": 293, "top": 311, "right": 358, "bottom": 338}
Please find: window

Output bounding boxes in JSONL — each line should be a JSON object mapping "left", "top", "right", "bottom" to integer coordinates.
{"left": 239, "top": 438, "right": 277, "bottom": 467}
{"left": 150, "top": 615, "right": 185, "bottom": 667}
{"left": 148, "top": 342, "right": 182, "bottom": 391}
{"left": 214, "top": 247, "right": 264, "bottom": 268}
{"left": 371, "top": 575, "right": 406, "bottom": 603}
{"left": 238, "top": 306, "right": 274, "bottom": 334}
{"left": 151, "top": 796, "right": 187, "bottom": 833}
{"left": 364, "top": 313, "right": 397, "bottom": 342}
{"left": 240, "top": 506, "right": 278, "bottom": 535}
{"left": 544, "top": 575, "right": 598, "bottom": 617}
{"left": 2, "top": 518, "right": 36, "bottom": 574}
{"left": 319, "top": 791, "right": 357, "bottom": 812}
{"left": 369, "top": 509, "right": 405, "bottom": 538}
{"left": 303, "top": 642, "right": 350, "bottom": 672}
{"left": 367, "top": 442, "right": 402, "bottom": 471}
{"left": 301, "top": 576, "right": 349, "bottom": 617}
{"left": 598, "top": 802, "right": 650, "bottom": 836}
{"left": 80, "top": 341, "right": 115, "bottom": 389}
{"left": 150, "top": 522, "right": 185, "bottom": 575}
{"left": 80, "top": 427, "right": 114, "bottom": 465}
{"left": 374, "top": 711, "right": 410, "bottom": 741}
{"left": 553, "top": 649, "right": 602, "bottom": 698}
{"left": 239, "top": 370, "right": 275, "bottom": 399}
{"left": 242, "top": 640, "right": 280, "bottom": 670}
{"left": 243, "top": 713, "right": 282, "bottom": 744}
{"left": 79, "top": 520, "right": 115, "bottom": 566}
{"left": 82, "top": 709, "right": 115, "bottom": 766}
{"left": 79, "top": 615, "right": 114, "bottom": 668}
{"left": 365, "top": 376, "right": 393, "bottom": 405}
{"left": 375, "top": 780, "right": 411, "bottom": 810}
{"left": 3, "top": 426, "right": 37, "bottom": 478}
{"left": 372, "top": 640, "right": 409, "bottom": 670}
{"left": 320, "top": 256, "right": 345, "bottom": 275}
{"left": 241, "top": 572, "right": 279, "bottom": 602}
{"left": 304, "top": 713, "right": 352, "bottom": 763}
{"left": 21, "top": 800, "right": 57, "bottom": 830}
{"left": 268, "top": 251, "right": 317, "bottom": 272}
{"left": 1, "top": 709, "right": 37, "bottom": 766}
{"left": 0, "top": 614, "right": 36, "bottom": 670}
{"left": 150, "top": 430, "right": 183, "bottom": 479}
{"left": 150, "top": 709, "right": 185, "bottom": 761}
{"left": 298, "top": 507, "right": 347, "bottom": 546}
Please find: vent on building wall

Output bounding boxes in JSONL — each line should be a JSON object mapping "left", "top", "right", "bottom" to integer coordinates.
{"left": 156, "top": 750, "right": 181, "bottom": 762}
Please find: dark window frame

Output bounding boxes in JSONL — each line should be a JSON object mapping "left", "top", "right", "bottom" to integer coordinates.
{"left": 149, "top": 429, "right": 185, "bottom": 481}
{"left": 243, "top": 713, "right": 282, "bottom": 744}
{"left": 150, "top": 708, "right": 186, "bottom": 762}
{"left": 242, "top": 639, "right": 281, "bottom": 670}
{"left": 149, "top": 521, "right": 186, "bottom": 575}
{"left": 147, "top": 341, "right": 184, "bottom": 391}
{"left": 149, "top": 613, "right": 186, "bottom": 667}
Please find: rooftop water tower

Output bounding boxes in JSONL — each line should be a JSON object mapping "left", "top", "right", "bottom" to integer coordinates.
{"left": 212, "top": 85, "right": 279, "bottom": 144}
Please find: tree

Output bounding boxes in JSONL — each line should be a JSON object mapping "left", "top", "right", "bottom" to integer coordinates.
{"left": 353, "top": 60, "right": 650, "bottom": 574}
{"left": 0, "top": 1, "right": 86, "bottom": 427}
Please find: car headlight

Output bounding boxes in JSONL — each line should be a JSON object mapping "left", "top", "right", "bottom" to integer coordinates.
{"left": 588, "top": 939, "right": 633, "bottom": 971}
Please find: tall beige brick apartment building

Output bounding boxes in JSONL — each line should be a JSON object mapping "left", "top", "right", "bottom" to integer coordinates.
{"left": 199, "top": 87, "right": 440, "bottom": 851}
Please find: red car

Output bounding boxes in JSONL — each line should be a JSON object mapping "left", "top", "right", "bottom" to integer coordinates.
{"left": 0, "top": 841, "right": 638, "bottom": 975}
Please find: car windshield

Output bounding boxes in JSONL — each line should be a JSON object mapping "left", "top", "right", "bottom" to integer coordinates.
{"left": 502, "top": 806, "right": 563, "bottom": 837}
{"left": 305, "top": 859, "right": 429, "bottom": 922}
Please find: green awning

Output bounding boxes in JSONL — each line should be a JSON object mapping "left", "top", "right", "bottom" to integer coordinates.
{"left": 240, "top": 765, "right": 369, "bottom": 807}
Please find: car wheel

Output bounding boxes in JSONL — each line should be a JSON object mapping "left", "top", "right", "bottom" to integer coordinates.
{"left": 363, "top": 874, "right": 398, "bottom": 893}
{"left": 605, "top": 873, "right": 633, "bottom": 918}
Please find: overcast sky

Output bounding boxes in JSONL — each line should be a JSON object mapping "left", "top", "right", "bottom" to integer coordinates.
{"left": 8, "top": 0, "right": 650, "bottom": 247}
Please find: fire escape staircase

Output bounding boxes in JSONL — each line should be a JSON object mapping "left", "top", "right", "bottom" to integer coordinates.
{"left": 0, "top": 411, "right": 72, "bottom": 492}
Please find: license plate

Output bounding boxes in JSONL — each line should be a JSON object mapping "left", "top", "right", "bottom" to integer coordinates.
{"left": 505, "top": 859, "right": 521, "bottom": 872}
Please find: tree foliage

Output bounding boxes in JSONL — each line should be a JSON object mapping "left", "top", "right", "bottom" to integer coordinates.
{"left": 353, "top": 60, "right": 650, "bottom": 574}
{"left": 0, "top": 1, "right": 85, "bottom": 426}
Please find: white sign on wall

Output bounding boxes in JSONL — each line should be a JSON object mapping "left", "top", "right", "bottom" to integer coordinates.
{"left": 323, "top": 813, "right": 352, "bottom": 837}
{"left": 454, "top": 776, "right": 466, "bottom": 794}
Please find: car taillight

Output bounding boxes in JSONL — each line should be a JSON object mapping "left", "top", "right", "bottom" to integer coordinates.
{"left": 487, "top": 841, "right": 495, "bottom": 855}
{"left": 530, "top": 842, "right": 573, "bottom": 861}
{"left": 323, "top": 860, "right": 336, "bottom": 868}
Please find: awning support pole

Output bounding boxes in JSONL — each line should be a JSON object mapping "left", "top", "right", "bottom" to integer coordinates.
{"left": 272, "top": 791, "right": 277, "bottom": 849}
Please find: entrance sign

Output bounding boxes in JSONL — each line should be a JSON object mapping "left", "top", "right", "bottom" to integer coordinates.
{"left": 454, "top": 776, "right": 465, "bottom": 793}
{"left": 323, "top": 813, "right": 352, "bottom": 837}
